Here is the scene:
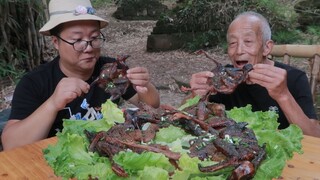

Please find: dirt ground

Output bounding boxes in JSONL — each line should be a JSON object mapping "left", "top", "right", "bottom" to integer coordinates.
{"left": 98, "top": 5, "right": 230, "bottom": 107}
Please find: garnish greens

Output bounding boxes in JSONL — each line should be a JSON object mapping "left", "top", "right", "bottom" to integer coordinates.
{"left": 43, "top": 98, "right": 303, "bottom": 180}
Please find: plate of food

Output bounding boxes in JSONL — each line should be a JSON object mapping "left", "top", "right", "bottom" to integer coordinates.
{"left": 43, "top": 97, "right": 303, "bottom": 180}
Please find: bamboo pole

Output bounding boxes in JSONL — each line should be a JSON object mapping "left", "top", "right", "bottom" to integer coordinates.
{"left": 310, "top": 55, "right": 320, "bottom": 102}
{"left": 283, "top": 54, "right": 290, "bottom": 65}
{"left": 0, "top": 1, "right": 12, "bottom": 63}
{"left": 271, "top": 44, "right": 320, "bottom": 58}
{"left": 42, "top": 0, "right": 49, "bottom": 22}
{"left": 27, "top": 0, "right": 41, "bottom": 67}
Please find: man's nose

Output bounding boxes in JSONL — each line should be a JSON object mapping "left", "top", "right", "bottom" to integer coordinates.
{"left": 236, "top": 42, "right": 244, "bottom": 54}
{"left": 83, "top": 42, "right": 94, "bottom": 52}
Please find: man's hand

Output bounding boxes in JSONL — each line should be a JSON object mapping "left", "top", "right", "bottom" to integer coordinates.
{"left": 248, "top": 64, "right": 289, "bottom": 100}
{"left": 48, "top": 77, "right": 90, "bottom": 110}
{"left": 190, "top": 71, "right": 214, "bottom": 96}
{"left": 126, "top": 67, "right": 150, "bottom": 93}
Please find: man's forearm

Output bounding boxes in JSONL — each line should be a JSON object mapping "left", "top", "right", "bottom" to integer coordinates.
{"left": 137, "top": 83, "right": 160, "bottom": 108}
{"left": 1, "top": 100, "right": 58, "bottom": 150}
{"left": 277, "top": 93, "right": 320, "bottom": 137}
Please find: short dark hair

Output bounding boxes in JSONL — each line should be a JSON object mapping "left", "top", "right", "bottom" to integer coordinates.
{"left": 49, "top": 24, "right": 63, "bottom": 36}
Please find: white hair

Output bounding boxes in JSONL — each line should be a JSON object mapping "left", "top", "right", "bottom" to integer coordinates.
{"left": 231, "top": 11, "right": 272, "bottom": 44}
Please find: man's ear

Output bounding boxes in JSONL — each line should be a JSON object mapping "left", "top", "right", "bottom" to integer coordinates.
{"left": 263, "top": 40, "right": 274, "bottom": 56}
{"left": 52, "top": 36, "right": 59, "bottom": 50}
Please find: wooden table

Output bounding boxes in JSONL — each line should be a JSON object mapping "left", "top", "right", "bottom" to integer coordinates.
{"left": 0, "top": 135, "right": 319, "bottom": 179}
{"left": 0, "top": 137, "right": 59, "bottom": 179}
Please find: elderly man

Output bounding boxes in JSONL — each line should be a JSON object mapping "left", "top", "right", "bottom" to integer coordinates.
{"left": 189, "top": 11, "right": 320, "bottom": 137}
{"left": 1, "top": 0, "right": 160, "bottom": 150}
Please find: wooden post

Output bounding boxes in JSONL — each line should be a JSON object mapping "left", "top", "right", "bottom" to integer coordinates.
{"left": 283, "top": 54, "right": 290, "bottom": 65}
{"left": 310, "top": 55, "right": 320, "bottom": 103}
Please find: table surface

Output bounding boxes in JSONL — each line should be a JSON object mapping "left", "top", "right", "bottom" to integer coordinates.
{"left": 0, "top": 135, "right": 319, "bottom": 179}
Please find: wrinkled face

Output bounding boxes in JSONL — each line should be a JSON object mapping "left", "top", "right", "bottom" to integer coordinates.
{"left": 52, "top": 20, "right": 101, "bottom": 75}
{"left": 227, "top": 16, "right": 267, "bottom": 68}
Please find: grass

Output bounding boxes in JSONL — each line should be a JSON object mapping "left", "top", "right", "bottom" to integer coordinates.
{"left": 92, "top": 0, "right": 114, "bottom": 7}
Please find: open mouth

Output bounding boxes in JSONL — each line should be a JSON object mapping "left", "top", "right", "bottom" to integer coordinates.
{"left": 236, "top": 60, "right": 249, "bottom": 66}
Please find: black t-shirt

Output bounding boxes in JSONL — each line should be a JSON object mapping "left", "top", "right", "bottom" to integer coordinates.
{"left": 209, "top": 61, "right": 318, "bottom": 129}
{"left": 9, "top": 56, "right": 136, "bottom": 137}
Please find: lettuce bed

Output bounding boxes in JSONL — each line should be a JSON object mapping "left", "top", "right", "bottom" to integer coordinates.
{"left": 43, "top": 100, "right": 303, "bottom": 180}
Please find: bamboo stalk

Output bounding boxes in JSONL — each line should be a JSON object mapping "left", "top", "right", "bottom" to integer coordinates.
{"left": 0, "top": 1, "right": 13, "bottom": 63}
{"left": 26, "top": 0, "right": 34, "bottom": 70}
{"left": 271, "top": 45, "right": 320, "bottom": 58}
{"left": 28, "top": 0, "right": 41, "bottom": 67}
{"left": 310, "top": 55, "right": 320, "bottom": 103}
{"left": 42, "top": 0, "right": 49, "bottom": 22}
{"left": 27, "top": 26, "right": 34, "bottom": 70}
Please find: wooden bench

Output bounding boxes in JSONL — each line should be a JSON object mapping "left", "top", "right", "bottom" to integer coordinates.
{"left": 270, "top": 44, "right": 320, "bottom": 102}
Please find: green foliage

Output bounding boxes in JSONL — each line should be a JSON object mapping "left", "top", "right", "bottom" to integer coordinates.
{"left": 272, "top": 30, "right": 302, "bottom": 44}
{"left": 306, "top": 25, "right": 320, "bottom": 36}
{"left": 273, "top": 25, "right": 320, "bottom": 45}
{"left": 92, "top": 0, "right": 114, "bottom": 7}
{"left": 295, "top": 0, "right": 320, "bottom": 27}
{"left": 185, "top": 30, "right": 222, "bottom": 51}
{"left": 303, "top": 26, "right": 320, "bottom": 44}
{"left": 168, "top": 0, "right": 242, "bottom": 33}
{"left": 0, "top": 61, "right": 25, "bottom": 84}
{"left": 254, "top": 0, "right": 298, "bottom": 31}
{"left": 0, "top": 48, "right": 26, "bottom": 83}
{"left": 0, "top": 0, "right": 46, "bottom": 75}
{"left": 153, "top": 0, "right": 300, "bottom": 50}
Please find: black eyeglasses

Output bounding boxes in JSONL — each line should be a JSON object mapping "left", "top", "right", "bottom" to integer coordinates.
{"left": 56, "top": 33, "right": 105, "bottom": 52}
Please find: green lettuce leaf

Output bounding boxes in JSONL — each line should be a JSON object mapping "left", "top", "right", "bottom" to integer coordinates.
{"left": 154, "top": 125, "right": 187, "bottom": 143}
{"left": 138, "top": 166, "right": 169, "bottom": 180}
{"left": 114, "top": 151, "right": 174, "bottom": 172}
{"left": 178, "top": 95, "right": 201, "bottom": 111}
{"left": 227, "top": 104, "right": 303, "bottom": 179}
{"left": 226, "top": 104, "right": 279, "bottom": 131}
{"left": 101, "top": 99, "right": 125, "bottom": 125}
{"left": 44, "top": 102, "right": 303, "bottom": 180}
{"left": 43, "top": 133, "right": 96, "bottom": 178}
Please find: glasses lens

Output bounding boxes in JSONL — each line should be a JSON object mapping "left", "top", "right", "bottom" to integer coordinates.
{"left": 92, "top": 38, "right": 105, "bottom": 48}
{"left": 74, "top": 40, "right": 88, "bottom": 51}
{"left": 73, "top": 38, "right": 105, "bottom": 51}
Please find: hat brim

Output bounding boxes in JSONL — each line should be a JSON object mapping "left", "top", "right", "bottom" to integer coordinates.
{"left": 39, "top": 13, "right": 108, "bottom": 36}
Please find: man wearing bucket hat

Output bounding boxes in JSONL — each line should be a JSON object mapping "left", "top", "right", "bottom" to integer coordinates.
{"left": 1, "top": 0, "right": 160, "bottom": 150}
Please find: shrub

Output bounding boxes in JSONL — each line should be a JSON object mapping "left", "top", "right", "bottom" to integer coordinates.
{"left": 151, "top": 0, "right": 299, "bottom": 50}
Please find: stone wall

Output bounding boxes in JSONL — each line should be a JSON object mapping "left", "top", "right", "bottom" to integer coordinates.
{"left": 147, "top": 33, "right": 197, "bottom": 52}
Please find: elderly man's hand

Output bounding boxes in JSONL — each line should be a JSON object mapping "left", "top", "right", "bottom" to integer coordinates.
{"left": 248, "top": 64, "right": 289, "bottom": 100}
{"left": 190, "top": 71, "right": 214, "bottom": 96}
{"left": 126, "top": 67, "right": 150, "bottom": 93}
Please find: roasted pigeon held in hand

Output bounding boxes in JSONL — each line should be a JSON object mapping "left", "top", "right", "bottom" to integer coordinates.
{"left": 182, "top": 50, "right": 253, "bottom": 95}
{"left": 91, "top": 55, "right": 131, "bottom": 101}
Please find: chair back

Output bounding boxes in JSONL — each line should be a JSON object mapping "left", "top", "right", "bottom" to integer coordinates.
{"left": 270, "top": 44, "right": 320, "bottom": 102}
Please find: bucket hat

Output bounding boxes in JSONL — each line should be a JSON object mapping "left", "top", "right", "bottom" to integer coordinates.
{"left": 39, "top": 0, "right": 108, "bottom": 36}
